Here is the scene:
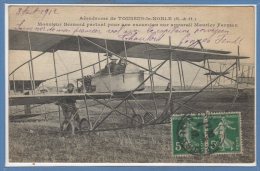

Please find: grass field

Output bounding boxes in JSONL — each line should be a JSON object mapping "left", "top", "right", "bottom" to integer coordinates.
{"left": 8, "top": 89, "right": 255, "bottom": 163}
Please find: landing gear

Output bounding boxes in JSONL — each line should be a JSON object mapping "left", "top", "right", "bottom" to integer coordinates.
{"left": 79, "top": 118, "right": 90, "bottom": 131}
{"left": 61, "top": 118, "right": 89, "bottom": 135}
{"left": 61, "top": 120, "right": 74, "bottom": 135}
{"left": 131, "top": 114, "right": 143, "bottom": 128}
{"left": 143, "top": 112, "right": 154, "bottom": 124}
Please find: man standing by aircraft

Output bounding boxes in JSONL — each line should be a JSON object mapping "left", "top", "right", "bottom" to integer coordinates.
{"left": 56, "top": 83, "right": 80, "bottom": 134}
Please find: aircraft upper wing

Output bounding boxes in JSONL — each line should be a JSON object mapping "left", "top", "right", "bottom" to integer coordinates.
{"left": 9, "top": 30, "right": 249, "bottom": 62}
{"left": 9, "top": 29, "right": 142, "bottom": 54}
{"left": 9, "top": 90, "right": 197, "bottom": 106}
{"left": 126, "top": 48, "right": 249, "bottom": 62}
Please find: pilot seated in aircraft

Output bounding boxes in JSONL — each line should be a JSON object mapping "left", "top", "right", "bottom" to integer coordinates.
{"left": 102, "top": 55, "right": 118, "bottom": 74}
{"left": 102, "top": 56, "right": 127, "bottom": 75}
{"left": 113, "top": 58, "right": 127, "bottom": 74}
{"left": 56, "top": 83, "right": 80, "bottom": 135}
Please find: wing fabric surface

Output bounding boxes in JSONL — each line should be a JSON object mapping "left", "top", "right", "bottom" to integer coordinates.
{"left": 9, "top": 93, "right": 112, "bottom": 106}
{"left": 9, "top": 91, "right": 197, "bottom": 106}
{"left": 9, "top": 30, "right": 69, "bottom": 52}
{"left": 9, "top": 30, "right": 248, "bottom": 62}
{"left": 137, "top": 48, "right": 248, "bottom": 62}
{"left": 9, "top": 30, "right": 142, "bottom": 54}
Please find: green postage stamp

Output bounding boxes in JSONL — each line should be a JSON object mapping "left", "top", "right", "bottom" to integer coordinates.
{"left": 171, "top": 112, "right": 242, "bottom": 156}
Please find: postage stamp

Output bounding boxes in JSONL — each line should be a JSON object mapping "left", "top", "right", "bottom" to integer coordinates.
{"left": 172, "top": 112, "right": 242, "bottom": 156}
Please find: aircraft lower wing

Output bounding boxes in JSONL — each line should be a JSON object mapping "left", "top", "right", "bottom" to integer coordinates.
{"left": 113, "top": 90, "right": 197, "bottom": 99}
{"left": 9, "top": 90, "right": 198, "bottom": 106}
{"left": 9, "top": 93, "right": 112, "bottom": 106}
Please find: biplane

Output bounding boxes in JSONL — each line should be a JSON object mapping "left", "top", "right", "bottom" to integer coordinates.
{"left": 8, "top": 29, "right": 250, "bottom": 133}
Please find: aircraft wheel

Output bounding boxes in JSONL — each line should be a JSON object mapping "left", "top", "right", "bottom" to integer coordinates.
{"left": 80, "top": 118, "right": 90, "bottom": 131}
{"left": 131, "top": 114, "right": 143, "bottom": 128}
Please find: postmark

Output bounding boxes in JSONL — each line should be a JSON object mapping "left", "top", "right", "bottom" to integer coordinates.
{"left": 172, "top": 112, "right": 242, "bottom": 156}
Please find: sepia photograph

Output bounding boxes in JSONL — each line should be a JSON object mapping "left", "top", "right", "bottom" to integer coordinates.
{"left": 7, "top": 5, "right": 255, "bottom": 165}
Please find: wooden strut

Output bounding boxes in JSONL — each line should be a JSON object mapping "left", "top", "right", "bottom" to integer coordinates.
{"left": 93, "top": 65, "right": 96, "bottom": 74}
{"left": 151, "top": 61, "right": 165, "bottom": 70}
{"left": 145, "top": 44, "right": 158, "bottom": 118}
{"left": 185, "top": 60, "right": 236, "bottom": 82}
{"left": 127, "top": 100, "right": 138, "bottom": 116}
{"left": 85, "top": 40, "right": 126, "bottom": 129}
{"left": 91, "top": 60, "right": 168, "bottom": 131}
{"left": 247, "top": 66, "right": 250, "bottom": 84}
{"left": 124, "top": 100, "right": 128, "bottom": 116}
{"left": 236, "top": 46, "right": 240, "bottom": 93}
{"left": 103, "top": 40, "right": 115, "bottom": 114}
{"left": 22, "top": 80, "right": 25, "bottom": 93}
{"left": 125, "top": 100, "right": 141, "bottom": 125}
{"left": 130, "top": 94, "right": 154, "bottom": 118}
{"left": 9, "top": 31, "right": 72, "bottom": 77}
{"left": 77, "top": 36, "right": 92, "bottom": 130}
{"left": 168, "top": 36, "right": 173, "bottom": 118}
{"left": 124, "top": 41, "right": 138, "bottom": 109}
{"left": 27, "top": 63, "right": 33, "bottom": 94}
{"left": 45, "top": 58, "right": 107, "bottom": 82}
{"left": 52, "top": 49, "right": 62, "bottom": 129}
{"left": 27, "top": 32, "right": 36, "bottom": 94}
{"left": 13, "top": 33, "right": 245, "bottom": 131}
{"left": 85, "top": 95, "right": 141, "bottom": 128}
{"left": 236, "top": 59, "right": 239, "bottom": 93}
{"left": 12, "top": 74, "right": 16, "bottom": 95}
{"left": 80, "top": 38, "right": 168, "bottom": 127}
{"left": 123, "top": 41, "right": 128, "bottom": 60}
{"left": 91, "top": 99, "right": 111, "bottom": 129}
{"left": 207, "top": 59, "right": 213, "bottom": 91}
{"left": 180, "top": 61, "right": 186, "bottom": 89}
{"left": 41, "top": 82, "right": 47, "bottom": 120}
{"left": 219, "top": 64, "right": 222, "bottom": 85}
{"left": 159, "top": 62, "right": 237, "bottom": 123}
{"left": 80, "top": 36, "right": 170, "bottom": 81}
{"left": 104, "top": 39, "right": 112, "bottom": 94}
{"left": 153, "top": 36, "right": 175, "bottom": 123}
{"left": 9, "top": 51, "right": 47, "bottom": 77}
{"left": 66, "top": 74, "right": 70, "bottom": 84}
{"left": 231, "top": 67, "right": 234, "bottom": 84}
{"left": 177, "top": 60, "right": 183, "bottom": 89}
{"left": 189, "top": 67, "right": 201, "bottom": 89}
{"left": 97, "top": 52, "right": 102, "bottom": 71}
{"left": 251, "top": 66, "right": 254, "bottom": 78}
{"left": 10, "top": 39, "right": 105, "bottom": 88}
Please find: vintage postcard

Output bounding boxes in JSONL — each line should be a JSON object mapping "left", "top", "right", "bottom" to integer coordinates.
{"left": 6, "top": 5, "right": 255, "bottom": 166}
